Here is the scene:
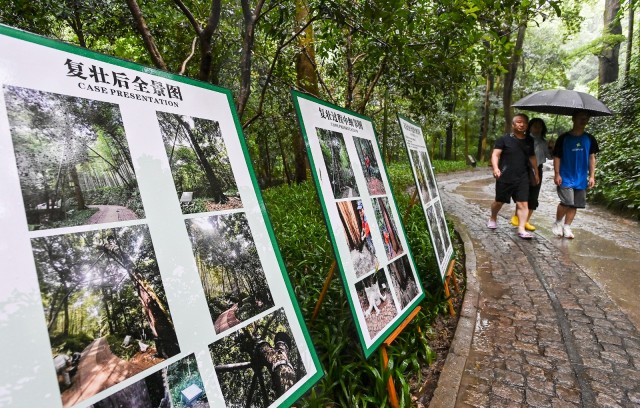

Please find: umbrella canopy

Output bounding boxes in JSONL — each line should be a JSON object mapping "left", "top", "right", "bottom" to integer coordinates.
{"left": 512, "top": 89, "right": 613, "bottom": 116}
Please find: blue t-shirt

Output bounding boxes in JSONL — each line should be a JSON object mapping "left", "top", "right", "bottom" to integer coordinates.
{"left": 553, "top": 132, "right": 599, "bottom": 190}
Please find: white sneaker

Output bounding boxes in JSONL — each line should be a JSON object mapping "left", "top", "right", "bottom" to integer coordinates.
{"left": 563, "top": 225, "right": 574, "bottom": 239}
{"left": 552, "top": 222, "right": 564, "bottom": 237}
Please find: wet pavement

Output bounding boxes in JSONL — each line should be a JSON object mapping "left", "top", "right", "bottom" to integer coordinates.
{"left": 429, "top": 166, "right": 640, "bottom": 408}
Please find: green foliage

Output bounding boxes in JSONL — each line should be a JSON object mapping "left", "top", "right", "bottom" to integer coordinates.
{"left": 49, "top": 207, "right": 98, "bottom": 229}
{"left": 431, "top": 160, "right": 470, "bottom": 174}
{"left": 589, "top": 78, "right": 640, "bottom": 219}
{"left": 263, "top": 162, "right": 460, "bottom": 406}
{"left": 105, "top": 334, "right": 141, "bottom": 361}
{"left": 167, "top": 355, "right": 206, "bottom": 408}
{"left": 50, "top": 332, "right": 93, "bottom": 355}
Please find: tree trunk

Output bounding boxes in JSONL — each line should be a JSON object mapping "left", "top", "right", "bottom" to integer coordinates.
{"left": 237, "top": 0, "right": 265, "bottom": 119}
{"left": 100, "top": 241, "right": 180, "bottom": 358}
{"left": 382, "top": 88, "right": 389, "bottom": 164}
{"left": 599, "top": 0, "right": 622, "bottom": 89}
{"left": 444, "top": 100, "right": 455, "bottom": 160}
{"left": 292, "top": 0, "right": 319, "bottom": 183}
{"left": 253, "top": 332, "right": 297, "bottom": 397}
{"left": 68, "top": 164, "right": 86, "bottom": 210}
{"left": 337, "top": 201, "right": 362, "bottom": 249}
{"left": 178, "top": 117, "right": 227, "bottom": 203}
{"left": 125, "top": 0, "right": 168, "bottom": 70}
{"left": 503, "top": 24, "right": 527, "bottom": 133}
{"left": 477, "top": 73, "right": 494, "bottom": 161}
{"left": 345, "top": 28, "right": 355, "bottom": 110}
{"left": 625, "top": 5, "right": 634, "bottom": 81}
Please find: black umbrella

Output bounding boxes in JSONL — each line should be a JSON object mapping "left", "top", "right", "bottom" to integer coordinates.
{"left": 512, "top": 89, "right": 613, "bottom": 116}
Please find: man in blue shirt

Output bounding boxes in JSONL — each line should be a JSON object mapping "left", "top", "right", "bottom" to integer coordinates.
{"left": 552, "top": 110, "right": 600, "bottom": 239}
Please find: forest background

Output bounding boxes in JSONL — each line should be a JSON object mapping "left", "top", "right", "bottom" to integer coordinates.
{"left": 1, "top": 0, "right": 639, "bottom": 405}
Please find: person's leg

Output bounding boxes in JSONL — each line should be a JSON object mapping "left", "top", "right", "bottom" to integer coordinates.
{"left": 515, "top": 201, "right": 529, "bottom": 234}
{"left": 490, "top": 201, "right": 504, "bottom": 222}
{"left": 564, "top": 207, "right": 577, "bottom": 224}
{"left": 556, "top": 203, "right": 568, "bottom": 223}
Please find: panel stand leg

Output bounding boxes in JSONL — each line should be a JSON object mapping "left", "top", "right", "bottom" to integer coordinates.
{"left": 380, "top": 306, "right": 422, "bottom": 408}
{"left": 311, "top": 261, "right": 337, "bottom": 325}
{"left": 444, "top": 259, "right": 457, "bottom": 317}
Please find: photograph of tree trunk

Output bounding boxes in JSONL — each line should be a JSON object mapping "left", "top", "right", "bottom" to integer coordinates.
{"left": 336, "top": 199, "right": 379, "bottom": 278}
{"left": 157, "top": 112, "right": 242, "bottom": 214}
{"left": 90, "top": 353, "right": 209, "bottom": 408}
{"left": 355, "top": 268, "right": 397, "bottom": 339}
{"left": 410, "top": 150, "right": 431, "bottom": 205}
{"left": 316, "top": 128, "right": 359, "bottom": 199}
{"left": 210, "top": 308, "right": 306, "bottom": 408}
{"left": 426, "top": 205, "right": 446, "bottom": 265}
{"left": 371, "top": 197, "right": 403, "bottom": 261}
{"left": 184, "top": 212, "right": 275, "bottom": 335}
{"left": 353, "top": 136, "right": 386, "bottom": 196}
{"left": 31, "top": 224, "right": 180, "bottom": 407}
{"left": 3, "top": 85, "right": 145, "bottom": 231}
{"left": 434, "top": 200, "right": 452, "bottom": 255}
{"left": 420, "top": 151, "right": 439, "bottom": 201}
{"left": 387, "top": 256, "right": 420, "bottom": 310}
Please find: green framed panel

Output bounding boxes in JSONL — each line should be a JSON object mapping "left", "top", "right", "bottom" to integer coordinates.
{"left": 291, "top": 91, "right": 425, "bottom": 358}
{"left": 397, "top": 114, "right": 454, "bottom": 281}
{"left": 0, "top": 25, "right": 321, "bottom": 408}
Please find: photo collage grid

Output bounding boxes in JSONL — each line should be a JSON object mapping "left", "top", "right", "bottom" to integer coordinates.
{"left": 409, "top": 147, "right": 453, "bottom": 275}
{"left": 4, "top": 84, "right": 306, "bottom": 408}
{"left": 315, "top": 126, "right": 420, "bottom": 341}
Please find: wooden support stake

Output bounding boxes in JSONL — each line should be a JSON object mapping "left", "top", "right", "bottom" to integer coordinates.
{"left": 444, "top": 259, "right": 456, "bottom": 317}
{"left": 402, "top": 188, "right": 419, "bottom": 226}
{"left": 310, "top": 261, "right": 337, "bottom": 324}
{"left": 380, "top": 306, "right": 422, "bottom": 408}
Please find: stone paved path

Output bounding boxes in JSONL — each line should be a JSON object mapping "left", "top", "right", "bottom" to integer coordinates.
{"left": 431, "top": 168, "right": 640, "bottom": 408}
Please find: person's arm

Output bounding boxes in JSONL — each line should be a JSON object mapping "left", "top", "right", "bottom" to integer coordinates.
{"left": 588, "top": 153, "right": 596, "bottom": 188}
{"left": 553, "top": 157, "right": 562, "bottom": 186}
{"left": 491, "top": 148, "right": 502, "bottom": 178}
{"left": 530, "top": 155, "right": 539, "bottom": 184}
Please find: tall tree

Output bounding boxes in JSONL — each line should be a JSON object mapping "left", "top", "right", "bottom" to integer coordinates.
{"left": 503, "top": 24, "right": 527, "bottom": 133}
{"left": 600, "top": 0, "right": 623, "bottom": 88}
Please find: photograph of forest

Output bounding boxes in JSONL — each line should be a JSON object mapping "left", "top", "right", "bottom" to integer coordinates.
{"left": 355, "top": 269, "right": 397, "bottom": 339}
{"left": 3, "top": 85, "right": 145, "bottom": 231}
{"left": 90, "top": 354, "right": 209, "bottom": 408}
{"left": 410, "top": 150, "right": 431, "bottom": 204}
{"left": 426, "top": 206, "right": 446, "bottom": 264}
{"left": 157, "top": 112, "right": 242, "bottom": 214}
{"left": 353, "top": 136, "right": 386, "bottom": 196}
{"left": 435, "top": 200, "right": 452, "bottom": 256}
{"left": 336, "top": 199, "right": 379, "bottom": 278}
{"left": 387, "top": 256, "right": 420, "bottom": 309}
{"left": 31, "top": 224, "right": 180, "bottom": 407}
{"left": 185, "top": 212, "right": 274, "bottom": 334}
{"left": 371, "top": 197, "right": 403, "bottom": 261}
{"left": 420, "top": 151, "right": 438, "bottom": 201}
{"left": 210, "top": 308, "right": 306, "bottom": 408}
{"left": 316, "top": 128, "right": 359, "bottom": 199}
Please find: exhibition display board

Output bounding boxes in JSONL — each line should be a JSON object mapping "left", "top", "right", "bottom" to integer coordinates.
{"left": 292, "top": 91, "right": 425, "bottom": 358}
{"left": 397, "top": 114, "right": 454, "bottom": 281}
{"left": 0, "top": 26, "right": 321, "bottom": 408}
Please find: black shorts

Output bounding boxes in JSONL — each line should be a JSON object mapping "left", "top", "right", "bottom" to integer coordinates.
{"left": 495, "top": 176, "right": 529, "bottom": 204}
{"left": 528, "top": 165, "right": 543, "bottom": 210}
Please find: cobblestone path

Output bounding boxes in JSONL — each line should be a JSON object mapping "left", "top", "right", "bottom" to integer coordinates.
{"left": 433, "top": 168, "right": 640, "bottom": 408}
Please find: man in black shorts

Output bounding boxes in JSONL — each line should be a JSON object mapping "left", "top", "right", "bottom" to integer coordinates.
{"left": 487, "top": 113, "right": 539, "bottom": 239}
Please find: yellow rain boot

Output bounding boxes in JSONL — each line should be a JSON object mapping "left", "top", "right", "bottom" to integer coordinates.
{"left": 510, "top": 215, "right": 519, "bottom": 227}
{"left": 525, "top": 222, "right": 536, "bottom": 231}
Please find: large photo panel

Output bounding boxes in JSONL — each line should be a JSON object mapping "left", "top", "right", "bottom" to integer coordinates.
{"left": 292, "top": 91, "right": 425, "bottom": 358}
{"left": 0, "top": 26, "right": 321, "bottom": 408}
{"left": 397, "top": 114, "right": 454, "bottom": 280}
